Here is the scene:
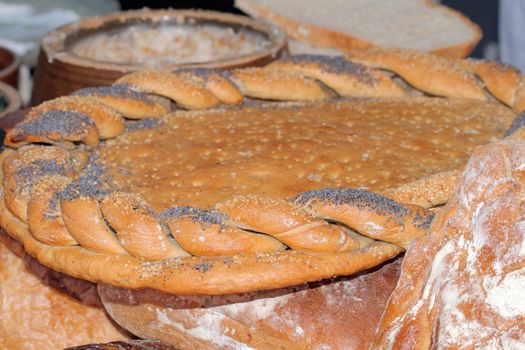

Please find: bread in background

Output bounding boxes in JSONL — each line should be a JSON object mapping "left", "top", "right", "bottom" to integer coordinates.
{"left": 0, "top": 230, "right": 129, "bottom": 350}
{"left": 236, "top": 0, "right": 481, "bottom": 58}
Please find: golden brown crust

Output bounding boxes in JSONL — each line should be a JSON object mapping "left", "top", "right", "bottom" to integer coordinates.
{"left": 515, "top": 76, "right": 525, "bottom": 114}
{"left": 26, "top": 96, "right": 126, "bottom": 139}
{"left": 27, "top": 175, "right": 77, "bottom": 246}
{"left": 230, "top": 67, "right": 331, "bottom": 101}
{"left": 2, "top": 146, "right": 86, "bottom": 222}
{"left": 0, "top": 187, "right": 402, "bottom": 294}
{"left": 116, "top": 71, "right": 220, "bottom": 110}
{"left": 346, "top": 48, "right": 487, "bottom": 100}
{"left": 164, "top": 211, "right": 286, "bottom": 256}
{"left": 460, "top": 59, "right": 522, "bottom": 107}
{"left": 267, "top": 55, "right": 405, "bottom": 98}
{"left": 72, "top": 85, "right": 171, "bottom": 119}
{"left": 1, "top": 53, "right": 524, "bottom": 296}
{"left": 217, "top": 196, "right": 360, "bottom": 253}
{"left": 381, "top": 169, "right": 461, "bottom": 208}
{"left": 100, "top": 192, "right": 189, "bottom": 260}
{"left": 293, "top": 189, "right": 434, "bottom": 249}
{"left": 0, "top": 142, "right": 404, "bottom": 293}
{"left": 203, "top": 72, "right": 244, "bottom": 105}
{"left": 0, "top": 205, "right": 441, "bottom": 294}
{"left": 61, "top": 197, "right": 128, "bottom": 255}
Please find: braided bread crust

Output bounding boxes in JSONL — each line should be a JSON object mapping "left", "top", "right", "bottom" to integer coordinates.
{"left": 27, "top": 175, "right": 76, "bottom": 246}
{"left": 346, "top": 48, "right": 487, "bottom": 100}
{"left": 1, "top": 52, "right": 524, "bottom": 296}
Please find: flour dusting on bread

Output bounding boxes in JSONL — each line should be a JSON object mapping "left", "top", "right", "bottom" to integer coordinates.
{"left": 373, "top": 141, "right": 525, "bottom": 349}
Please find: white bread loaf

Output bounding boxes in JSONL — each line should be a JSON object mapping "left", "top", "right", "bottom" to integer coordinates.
{"left": 235, "top": 0, "right": 481, "bottom": 58}
{"left": 98, "top": 258, "right": 402, "bottom": 350}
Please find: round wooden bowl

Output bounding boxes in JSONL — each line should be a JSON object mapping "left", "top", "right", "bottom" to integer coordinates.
{"left": 0, "top": 81, "right": 22, "bottom": 119}
{"left": 0, "top": 46, "right": 20, "bottom": 89}
{"left": 31, "top": 9, "right": 287, "bottom": 105}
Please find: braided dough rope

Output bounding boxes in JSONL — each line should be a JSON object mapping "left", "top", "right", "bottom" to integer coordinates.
{"left": 6, "top": 52, "right": 525, "bottom": 149}
{"left": 2, "top": 145, "right": 87, "bottom": 222}
{"left": 175, "top": 69, "right": 244, "bottom": 105}
{"left": 116, "top": 71, "right": 220, "bottom": 110}
{"left": 267, "top": 55, "right": 405, "bottom": 98}
{"left": 61, "top": 195, "right": 128, "bottom": 255}
{"left": 228, "top": 67, "right": 333, "bottom": 101}
{"left": 6, "top": 109, "right": 101, "bottom": 149}
{"left": 27, "top": 175, "right": 76, "bottom": 246}
{"left": 100, "top": 192, "right": 189, "bottom": 260}
{"left": 345, "top": 47, "right": 525, "bottom": 122}
{"left": 161, "top": 206, "right": 286, "bottom": 256}
{"left": 64, "top": 185, "right": 425, "bottom": 261}
{"left": 217, "top": 196, "right": 361, "bottom": 253}
{"left": 292, "top": 188, "right": 433, "bottom": 249}
{"left": 26, "top": 96, "right": 126, "bottom": 139}
{"left": 72, "top": 85, "right": 171, "bottom": 119}
{"left": 346, "top": 47, "right": 488, "bottom": 101}
{"left": 5, "top": 96, "right": 127, "bottom": 149}
{"left": 2, "top": 51, "right": 525, "bottom": 294}
{"left": 459, "top": 59, "right": 522, "bottom": 108}
{"left": 380, "top": 170, "right": 461, "bottom": 209}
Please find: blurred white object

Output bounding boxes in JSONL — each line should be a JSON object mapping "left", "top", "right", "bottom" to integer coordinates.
{"left": 18, "top": 64, "right": 32, "bottom": 106}
{"left": 0, "top": 0, "right": 119, "bottom": 66}
{"left": 499, "top": 0, "right": 525, "bottom": 72}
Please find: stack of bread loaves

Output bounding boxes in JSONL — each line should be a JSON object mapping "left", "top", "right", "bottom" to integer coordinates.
{"left": 1, "top": 3, "right": 524, "bottom": 349}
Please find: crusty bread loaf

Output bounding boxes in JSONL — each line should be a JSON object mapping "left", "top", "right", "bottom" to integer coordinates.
{"left": 0, "top": 230, "right": 129, "bottom": 350}
{"left": 235, "top": 0, "right": 481, "bottom": 58}
{"left": 99, "top": 258, "right": 402, "bottom": 350}
{"left": 373, "top": 140, "right": 525, "bottom": 349}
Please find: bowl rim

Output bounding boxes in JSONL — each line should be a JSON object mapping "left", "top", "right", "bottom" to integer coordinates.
{"left": 0, "top": 46, "right": 21, "bottom": 80}
{"left": 41, "top": 8, "right": 287, "bottom": 72}
{"left": 0, "top": 81, "right": 21, "bottom": 118}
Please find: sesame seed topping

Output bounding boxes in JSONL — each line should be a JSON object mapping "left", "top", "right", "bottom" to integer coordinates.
{"left": 16, "top": 163, "right": 68, "bottom": 208}
{"left": 292, "top": 188, "right": 409, "bottom": 223}
{"left": 161, "top": 206, "right": 227, "bottom": 226}
{"left": 60, "top": 155, "right": 113, "bottom": 201}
